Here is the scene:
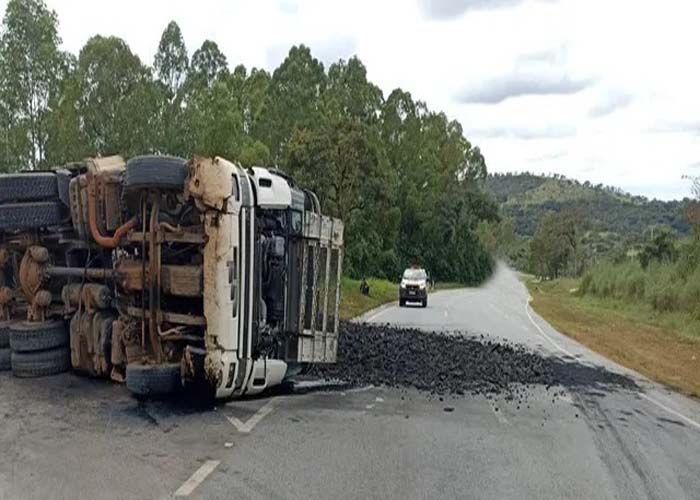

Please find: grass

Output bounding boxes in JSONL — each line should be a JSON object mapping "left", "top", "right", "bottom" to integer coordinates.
{"left": 339, "top": 277, "right": 465, "bottom": 320}
{"left": 526, "top": 277, "right": 700, "bottom": 397}
{"left": 339, "top": 277, "right": 398, "bottom": 320}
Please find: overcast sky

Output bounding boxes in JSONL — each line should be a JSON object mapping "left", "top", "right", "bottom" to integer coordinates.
{"left": 13, "top": 0, "right": 700, "bottom": 200}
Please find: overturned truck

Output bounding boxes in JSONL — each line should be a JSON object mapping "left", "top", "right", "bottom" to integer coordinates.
{"left": 0, "top": 155, "right": 343, "bottom": 399}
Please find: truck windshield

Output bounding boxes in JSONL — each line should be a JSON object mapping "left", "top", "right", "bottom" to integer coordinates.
{"left": 403, "top": 269, "right": 426, "bottom": 280}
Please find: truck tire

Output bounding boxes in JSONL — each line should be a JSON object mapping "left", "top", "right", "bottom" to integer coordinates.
{"left": 0, "top": 320, "right": 12, "bottom": 348}
{"left": 399, "top": 299, "right": 405, "bottom": 307}
{"left": 0, "top": 173, "right": 58, "bottom": 203}
{"left": 10, "top": 320, "right": 68, "bottom": 353}
{"left": 0, "top": 201, "right": 62, "bottom": 231}
{"left": 126, "top": 362, "right": 182, "bottom": 396}
{"left": 0, "top": 348, "right": 10, "bottom": 370}
{"left": 125, "top": 156, "right": 188, "bottom": 190}
{"left": 422, "top": 298, "right": 428, "bottom": 308}
{"left": 11, "top": 347, "right": 70, "bottom": 377}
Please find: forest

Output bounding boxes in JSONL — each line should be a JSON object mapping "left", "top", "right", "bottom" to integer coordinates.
{"left": 0, "top": 0, "right": 497, "bottom": 284}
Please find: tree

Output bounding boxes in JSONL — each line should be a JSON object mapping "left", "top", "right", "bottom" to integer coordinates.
{"left": 0, "top": 0, "right": 67, "bottom": 168}
{"left": 639, "top": 229, "right": 677, "bottom": 269}
{"left": 154, "top": 21, "right": 188, "bottom": 97}
{"left": 258, "top": 45, "right": 326, "bottom": 162}
{"left": 189, "top": 40, "right": 228, "bottom": 89}
{"left": 530, "top": 212, "right": 571, "bottom": 279}
{"left": 72, "top": 36, "right": 156, "bottom": 157}
{"left": 152, "top": 21, "right": 190, "bottom": 156}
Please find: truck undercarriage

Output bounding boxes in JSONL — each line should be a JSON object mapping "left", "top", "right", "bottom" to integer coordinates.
{"left": 0, "top": 155, "right": 343, "bottom": 399}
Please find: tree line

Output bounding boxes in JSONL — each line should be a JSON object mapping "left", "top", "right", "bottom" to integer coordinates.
{"left": 0, "top": 0, "right": 496, "bottom": 284}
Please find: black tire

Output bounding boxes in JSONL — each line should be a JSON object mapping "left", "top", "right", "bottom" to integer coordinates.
{"left": 0, "top": 348, "right": 10, "bottom": 371}
{"left": 11, "top": 347, "right": 70, "bottom": 377}
{"left": 0, "top": 201, "right": 62, "bottom": 231}
{"left": 125, "top": 155, "right": 188, "bottom": 190}
{"left": 399, "top": 299, "right": 405, "bottom": 307}
{"left": 10, "top": 320, "right": 68, "bottom": 353}
{"left": 0, "top": 173, "right": 57, "bottom": 203}
{"left": 422, "top": 298, "right": 428, "bottom": 308}
{"left": 126, "top": 362, "right": 182, "bottom": 396}
{"left": 0, "top": 320, "right": 12, "bottom": 348}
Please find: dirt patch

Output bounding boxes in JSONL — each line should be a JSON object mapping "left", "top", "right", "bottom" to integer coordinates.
{"left": 528, "top": 280, "right": 700, "bottom": 398}
{"left": 310, "top": 322, "right": 637, "bottom": 398}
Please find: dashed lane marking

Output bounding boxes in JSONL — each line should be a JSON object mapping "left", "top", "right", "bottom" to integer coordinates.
{"left": 174, "top": 460, "right": 220, "bottom": 497}
{"left": 225, "top": 400, "right": 275, "bottom": 434}
{"left": 490, "top": 402, "right": 508, "bottom": 424}
{"left": 524, "top": 297, "right": 700, "bottom": 433}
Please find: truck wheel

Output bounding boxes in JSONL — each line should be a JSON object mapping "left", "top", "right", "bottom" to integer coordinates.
{"left": 0, "top": 348, "right": 10, "bottom": 370}
{"left": 126, "top": 362, "right": 182, "bottom": 396}
{"left": 0, "top": 173, "right": 58, "bottom": 203}
{"left": 10, "top": 320, "right": 68, "bottom": 353}
{"left": 0, "top": 201, "right": 62, "bottom": 231}
{"left": 399, "top": 299, "right": 405, "bottom": 307}
{"left": 11, "top": 347, "right": 70, "bottom": 377}
{"left": 422, "top": 298, "right": 428, "bottom": 308}
{"left": 125, "top": 155, "right": 188, "bottom": 190}
{"left": 0, "top": 320, "right": 12, "bottom": 348}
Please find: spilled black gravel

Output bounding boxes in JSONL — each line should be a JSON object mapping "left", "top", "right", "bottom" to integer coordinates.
{"left": 310, "top": 322, "right": 638, "bottom": 398}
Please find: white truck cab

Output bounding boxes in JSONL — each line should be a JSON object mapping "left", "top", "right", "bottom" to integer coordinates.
{"left": 0, "top": 155, "right": 343, "bottom": 400}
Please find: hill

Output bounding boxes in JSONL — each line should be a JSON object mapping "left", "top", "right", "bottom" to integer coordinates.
{"left": 484, "top": 173, "right": 689, "bottom": 237}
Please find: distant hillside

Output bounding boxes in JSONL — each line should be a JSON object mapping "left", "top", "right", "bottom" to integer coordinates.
{"left": 484, "top": 173, "right": 689, "bottom": 237}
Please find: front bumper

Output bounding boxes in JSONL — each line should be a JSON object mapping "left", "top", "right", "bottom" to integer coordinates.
{"left": 400, "top": 287, "right": 427, "bottom": 300}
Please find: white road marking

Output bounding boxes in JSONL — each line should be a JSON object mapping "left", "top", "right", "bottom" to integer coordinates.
{"left": 639, "top": 394, "right": 700, "bottom": 431}
{"left": 225, "top": 400, "right": 275, "bottom": 434}
{"left": 365, "top": 307, "right": 390, "bottom": 323}
{"left": 524, "top": 298, "right": 574, "bottom": 357}
{"left": 174, "top": 460, "right": 220, "bottom": 497}
{"left": 490, "top": 403, "right": 508, "bottom": 424}
{"left": 524, "top": 297, "right": 700, "bottom": 433}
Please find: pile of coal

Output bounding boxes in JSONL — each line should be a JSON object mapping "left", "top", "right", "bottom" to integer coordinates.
{"left": 310, "top": 322, "right": 637, "bottom": 397}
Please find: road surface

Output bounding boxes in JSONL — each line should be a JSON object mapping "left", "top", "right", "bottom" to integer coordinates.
{"left": 1, "top": 264, "right": 700, "bottom": 499}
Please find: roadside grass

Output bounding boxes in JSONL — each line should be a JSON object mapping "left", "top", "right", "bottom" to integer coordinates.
{"left": 339, "top": 277, "right": 398, "bottom": 320}
{"left": 526, "top": 277, "right": 700, "bottom": 397}
{"left": 339, "top": 278, "right": 466, "bottom": 320}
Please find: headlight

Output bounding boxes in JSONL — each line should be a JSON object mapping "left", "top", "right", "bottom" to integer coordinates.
{"left": 400, "top": 280, "right": 407, "bottom": 288}
{"left": 419, "top": 283, "right": 426, "bottom": 290}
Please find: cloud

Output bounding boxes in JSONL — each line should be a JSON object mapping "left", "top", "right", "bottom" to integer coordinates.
{"left": 647, "top": 119, "right": 700, "bottom": 135}
{"left": 588, "top": 90, "right": 633, "bottom": 117}
{"left": 274, "top": 0, "right": 298, "bottom": 15}
{"left": 526, "top": 150, "right": 567, "bottom": 162}
{"left": 467, "top": 124, "right": 576, "bottom": 140}
{"left": 456, "top": 72, "right": 593, "bottom": 104}
{"left": 418, "top": 0, "right": 556, "bottom": 20}
{"left": 266, "top": 36, "right": 356, "bottom": 69}
{"left": 313, "top": 36, "right": 357, "bottom": 66}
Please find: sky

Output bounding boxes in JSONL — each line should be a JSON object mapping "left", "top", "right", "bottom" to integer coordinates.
{"left": 11, "top": 0, "right": 700, "bottom": 200}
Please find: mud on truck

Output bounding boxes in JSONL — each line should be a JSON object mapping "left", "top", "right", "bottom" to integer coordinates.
{"left": 0, "top": 155, "right": 344, "bottom": 399}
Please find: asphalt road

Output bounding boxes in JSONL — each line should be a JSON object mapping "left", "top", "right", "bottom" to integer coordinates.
{"left": 1, "top": 264, "right": 700, "bottom": 499}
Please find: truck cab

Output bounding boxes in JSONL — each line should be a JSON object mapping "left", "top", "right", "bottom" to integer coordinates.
{"left": 0, "top": 155, "right": 343, "bottom": 399}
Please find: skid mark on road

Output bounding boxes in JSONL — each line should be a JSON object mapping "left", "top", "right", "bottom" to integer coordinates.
{"left": 174, "top": 460, "right": 220, "bottom": 497}
{"left": 639, "top": 394, "right": 700, "bottom": 432}
{"left": 524, "top": 297, "right": 700, "bottom": 434}
{"left": 225, "top": 400, "right": 275, "bottom": 433}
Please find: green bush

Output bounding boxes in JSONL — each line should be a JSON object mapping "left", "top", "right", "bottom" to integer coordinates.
{"left": 580, "top": 239, "right": 700, "bottom": 316}
{"left": 680, "top": 266, "right": 700, "bottom": 318}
